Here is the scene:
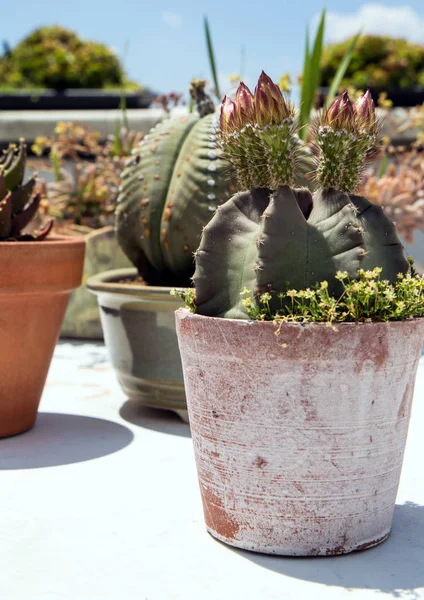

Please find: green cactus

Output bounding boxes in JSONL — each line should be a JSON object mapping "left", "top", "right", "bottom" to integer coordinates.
{"left": 115, "top": 81, "right": 238, "bottom": 286}
{"left": 192, "top": 73, "right": 408, "bottom": 319}
{"left": 0, "top": 141, "right": 53, "bottom": 241}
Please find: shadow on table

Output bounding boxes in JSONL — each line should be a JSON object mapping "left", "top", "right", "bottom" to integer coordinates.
{"left": 119, "top": 401, "right": 191, "bottom": 438}
{"left": 231, "top": 502, "right": 424, "bottom": 597}
{"left": 0, "top": 413, "right": 134, "bottom": 469}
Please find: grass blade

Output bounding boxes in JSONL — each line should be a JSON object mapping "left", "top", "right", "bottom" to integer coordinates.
{"left": 326, "top": 31, "right": 362, "bottom": 108}
{"left": 299, "top": 9, "right": 325, "bottom": 140}
{"left": 204, "top": 16, "right": 221, "bottom": 100}
{"left": 378, "top": 153, "right": 389, "bottom": 178}
{"left": 299, "top": 27, "right": 311, "bottom": 140}
{"left": 308, "top": 10, "right": 326, "bottom": 106}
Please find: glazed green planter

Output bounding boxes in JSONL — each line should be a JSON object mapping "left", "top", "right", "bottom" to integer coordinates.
{"left": 86, "top": 268, "right": 187, "bottom": 421}
{"left": 60, "top": 226, "right": 132, "bottom": 339}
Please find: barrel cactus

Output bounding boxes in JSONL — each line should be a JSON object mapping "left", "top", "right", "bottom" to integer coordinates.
{"left": 0, "top": 141, "right": 52, "bottom": 241}
{"left": 192, "top": 72, "right": 408, "bottom": 318}
{"left": 115, "top": 81, "right": 238, "bottom": 286}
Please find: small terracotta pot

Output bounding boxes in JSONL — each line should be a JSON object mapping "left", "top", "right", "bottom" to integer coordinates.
{"left": 175, "top": 310, "right": 424, "bottom": 556}
{"left": 0, "top": 236, "right": 85, "bottom": 438}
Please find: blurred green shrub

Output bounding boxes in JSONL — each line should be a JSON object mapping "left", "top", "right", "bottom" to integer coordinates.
{"left": 321, "top": 35, "right": 424, "bottom": 90}
{"left": 0, "top": 26, "right": 140, "bottom": 90}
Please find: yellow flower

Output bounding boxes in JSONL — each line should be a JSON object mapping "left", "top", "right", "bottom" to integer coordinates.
{"left": 378, "top": 92, "right": 393, "bottom": 109}
{"left": 278, "top": 73, "right": 291, "bottom": 93}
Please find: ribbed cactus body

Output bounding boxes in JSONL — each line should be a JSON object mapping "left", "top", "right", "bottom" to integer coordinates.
{"left": 194, "top": 187, "right": 408, "bottom": 319}
{"left": 160, "top": 113, "right": 235, "bottom": 273}
{"left": 192, "top": 76, "right": 410, "bottom": 319}
{"left": 116, "top": 113, "right": 236, "bottom": 286}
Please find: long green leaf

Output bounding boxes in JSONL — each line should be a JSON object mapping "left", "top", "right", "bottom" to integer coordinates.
{"left": 308, "top": 10, "right": 326, "bottom": 109}
{"left": 204, "top": 16, "right": 221, "bottom": 100}
{"left": 299, "top": 10, "right": 325, "bottom": 140}
{"left": 378, "top": 153, "right": 389, "bottom": 178}
{"left": 326, "top": 31, "right": 362, "bottom": 108}
{"left": 299, "top": 27, "right": 311, "bottom": 139}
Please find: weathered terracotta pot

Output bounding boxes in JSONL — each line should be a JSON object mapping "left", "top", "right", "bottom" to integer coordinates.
{"left": 60, "top": 226, "right": 132, "bottom": 339}
{"left": 87, "top": 268, "right": 187, "bottom": 421}
{"left": 175, "top": 310, "right": 424, "bottom": 556}
{"left": 0, "top": 236, "right": 85, "bottom": 438}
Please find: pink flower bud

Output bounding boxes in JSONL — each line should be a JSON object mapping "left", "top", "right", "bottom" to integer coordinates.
{"left": 339, "top": 91, "right": 355, "bottom": 123}
{"left": 256, "top": 70, "right": 288, "bottom": 121}
{"left": 220, "top": 96, "right": 236, "bottom": 134}
{"left": 236, "top": 82, "right": 254, "bottom": 118}
{"left": 325, "top": 97, "right": 342, "bottom": 124}
{"left": 324, "top": 92, "right": 355, "bottom": 129}
{"left": 353, "top": 90, "right": 376, "bottom": 131}
{"left": 254, "top": 86, "right": 271, "bottom": 126}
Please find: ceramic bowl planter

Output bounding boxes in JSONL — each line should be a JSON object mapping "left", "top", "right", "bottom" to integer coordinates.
{"left": 87, "top": 268, "right": 187, "bottom": 421}
{"left": 60, "top": 226, "right": 132, "bottom": 339}
{"left": 0, "top": 236, "right": 85, "bottom": 438}
{"left": 176, "top": 310, "right": 424, "bottom": 556}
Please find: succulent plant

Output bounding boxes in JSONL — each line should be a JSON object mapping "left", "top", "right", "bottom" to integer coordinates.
{"left": 0, "top": 141, "right": 53, "bottom": 241}
{"left": 0, "top": 26, "right": 138, "bottom": 91}
{"left": 192, "top": 72, "right": 409, "bottom": 319}
{"left": 115, "top": 80, "right": 238, "bottom": 287}
{"left": 361, "top": 155, "right": 424, "bottom": 244}
{"left": 321, "top": 35, "right": 424, "bottom": 91}
{"left": 32, "top": 121, "right": 144, "bottom": 230}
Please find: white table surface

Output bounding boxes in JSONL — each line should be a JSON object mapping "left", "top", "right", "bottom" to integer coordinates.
{"left": 0, "top": 341, "right": 423, "bottom": 600}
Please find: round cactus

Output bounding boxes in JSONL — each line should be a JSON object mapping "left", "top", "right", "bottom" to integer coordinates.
{"left": 115, "top": 83, "right": 238, "bottom": 286}
{"left": 192, "top": 74, "right": 409, "bottom": 319}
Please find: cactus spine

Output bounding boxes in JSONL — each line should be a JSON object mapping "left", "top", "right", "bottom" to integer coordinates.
{"left": 193, "top": 73, "right": 408, "bottom": 319}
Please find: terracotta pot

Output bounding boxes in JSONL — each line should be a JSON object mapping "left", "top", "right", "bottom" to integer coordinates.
{"left": 87, "top": 268, "right": 187, "bottom": 421}
{"left": 0, "top": 236, "right": 85, "bottom": 438}
{"left": 175, "top": 310, "right": 424, "bottom": 556}
{"left": 59, "top": 226, "right": 131, "bottom": 340}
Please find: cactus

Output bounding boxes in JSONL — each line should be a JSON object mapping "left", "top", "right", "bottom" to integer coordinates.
{"left": 0, "top": 141, "right": 53, "bottom": 241}
{"left": 115, "top": 81, "right": 238, "bottom": 286}
{"left": 192, "top": 72, "right": 409, "bottom": 319}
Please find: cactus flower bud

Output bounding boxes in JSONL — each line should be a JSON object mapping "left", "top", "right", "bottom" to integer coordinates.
{"left": 235, "top": 82, "right": 254, "bottom": 121}
{"left": 324, "top": 91, "right": 355, "bottom": 130}
{"left": 254, "top": 86, "right": 271, "bottom": 126}
{"left": 220, "top": 96, "right": 237, "bottom": 135}
{"left": 257, "top": 71, "right": 283, "bottom": 106}
{"left": 325, "top": 97, "right": 342, "bottom": 124}
{"left": 314, "top": 90, "right": 382, "bottom": 193}
{"left": 255, "top": 71, "right": 290, "bottom": 123}
{"left": 218, "top": 71, "right": 298, "bottom": 190}
{"left": 353, "top": 90, "right": 376, "bottom": 132}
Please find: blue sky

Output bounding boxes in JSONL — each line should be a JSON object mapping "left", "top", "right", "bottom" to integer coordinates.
{"left": 3, "top": 1, "right": 424, "bottom": 96}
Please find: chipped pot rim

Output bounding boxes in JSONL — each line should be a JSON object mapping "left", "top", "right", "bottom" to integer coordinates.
{"left": 175, "top": 307, "right": 424, "bottom": 330}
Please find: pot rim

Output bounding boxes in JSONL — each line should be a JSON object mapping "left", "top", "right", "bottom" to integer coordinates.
{"left": 176, "top": 307, "right": 424, "bottom": 330}
{"left": 86, "top": 268, "right": 186, "bottom": 298}
{"left": 0, "top": 234, "right": 85, "bottom": 249}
